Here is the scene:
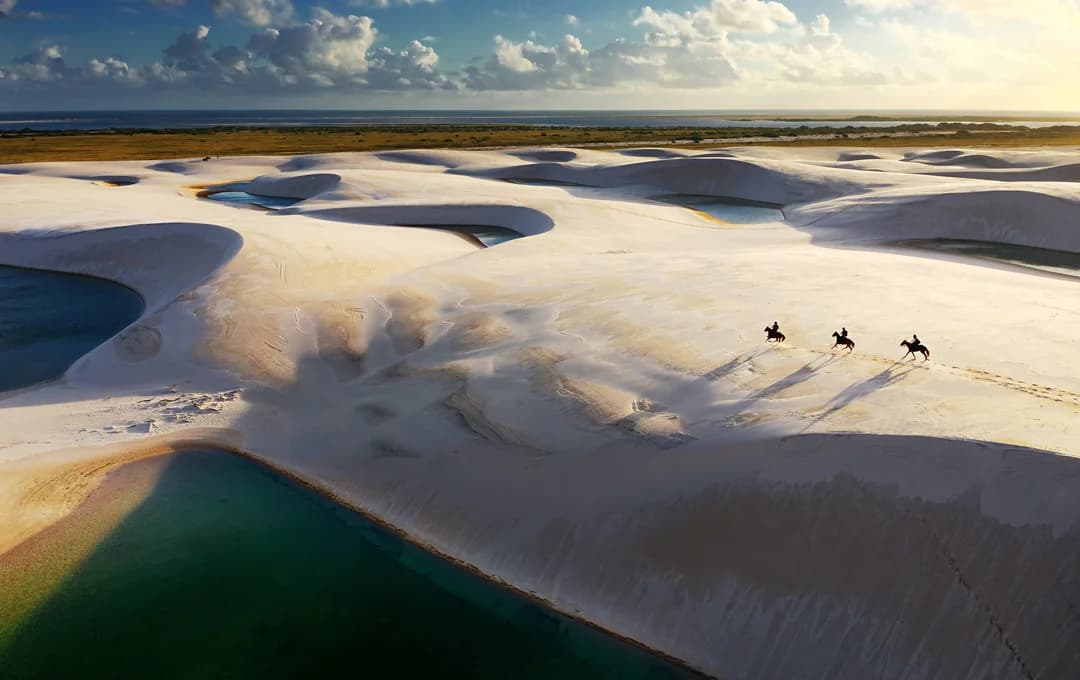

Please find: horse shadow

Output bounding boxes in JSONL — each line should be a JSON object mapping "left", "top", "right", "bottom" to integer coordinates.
{"left": 807, "top": 362, "right": 917, "bottom": 427}
{"left": 750, "top": 354, "right": 840, "bottom": 401}
{"left": 710, "top": 353, "right": 840, "bottom": 423}
{"left": 702, "top": 348, "right": 775, "bottom": 382}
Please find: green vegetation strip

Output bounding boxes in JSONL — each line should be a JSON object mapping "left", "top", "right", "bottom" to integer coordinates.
{"left": 2, "top": 123, "right": 1080, "bottom": 163}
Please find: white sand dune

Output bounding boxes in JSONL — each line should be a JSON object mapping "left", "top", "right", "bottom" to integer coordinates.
{"left": 1, "top": 146, "right": 1079, "bottom": 679}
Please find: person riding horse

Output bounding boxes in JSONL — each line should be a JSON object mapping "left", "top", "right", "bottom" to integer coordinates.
{"left": 901, "top": 334, "right": 930, "bottom": 361}
{"left": 832, "top": 328, "right": 854, "bottom": 352}
{"left": 764, "top": 322, "right": 785, "bottom": 343}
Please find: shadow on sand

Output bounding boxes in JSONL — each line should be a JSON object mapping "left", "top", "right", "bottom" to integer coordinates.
{"left": 807, "top": 362, "right": 918, "bottom": 426}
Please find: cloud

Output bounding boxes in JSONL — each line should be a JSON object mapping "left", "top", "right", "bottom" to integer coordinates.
{"left": 364, "top": 40, "right": 455, "bottom": 89}
{"left": 565, "top": 14, "right": 579, "bottom": 26}
{"left": 634, "top": 0, "right": 797, "bottom": 38}
{"left": 845, "top": 0, "right": 1080, "bottom": 26}
{"left": 733, "top": 14, "right": 887, "bottom": 85}
{"left": 0, "top": 45, "right": 145, "bottom": 86}
{"left": 247, "top": 9, "right": 378, "bottom": 85}
{"left": 3, "top": 0, "right": 1073, "bottom": 109}
{"left": 87, "top": 57, "right": 144, "bottom": 84}
{"left": 212, "top": 0, "right": 294, "bottom": 27}
{"left": 348, "top": 0, "right": 438, "bottom": 7}
{"left": 0, "top": 0, "right": 48, "bottom": 18}
{"left": 843, "top": 0, "right": 917, "bottom": 12}
{"left": 493, "top": 35, "right": 542, "bottom": 73}
{"left": 464, "top": 29, "right": 742, "bottom": 91}
{"left": 0, "top": 8, "right": 446, "bottom": 94}
{"left": 0, "top": 45, "right": 70, "bottom": 82}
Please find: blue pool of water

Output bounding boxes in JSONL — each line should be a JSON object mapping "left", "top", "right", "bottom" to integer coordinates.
{"left": 658, "top": 195, "right": 785, "bottom": 224}
{"left": 0, "top": 265, "right": 144, "bottom": 392}
{"left": 205, "top": 189, "right": 302, "bottom": 210}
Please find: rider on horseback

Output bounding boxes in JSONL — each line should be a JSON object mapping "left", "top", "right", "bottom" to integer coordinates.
{"left": 841, "top": 327, "right": 848, "bottom": 338}
{"left": 771, "top": 321, "right": 780, "bottom": 333}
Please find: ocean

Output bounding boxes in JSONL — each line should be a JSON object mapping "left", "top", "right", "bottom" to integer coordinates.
{"left": 1, "top": 110, "right": 1076, "bottom": 132}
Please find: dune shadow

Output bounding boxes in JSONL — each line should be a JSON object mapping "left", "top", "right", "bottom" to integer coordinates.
{"left": 290, "top": 203, "right": 556, "bottom": 242}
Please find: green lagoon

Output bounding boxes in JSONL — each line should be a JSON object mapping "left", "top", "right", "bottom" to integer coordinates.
{"left": 0, "top": 449, "right": 702, "bottom": 680}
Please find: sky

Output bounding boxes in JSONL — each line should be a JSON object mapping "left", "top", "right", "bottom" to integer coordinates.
{"left": 0, "top": 0, "right": 1078, "bottom": 111}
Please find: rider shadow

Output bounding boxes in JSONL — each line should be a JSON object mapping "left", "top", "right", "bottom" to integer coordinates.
{"left": 807, "top": 362, "right": 918, "bottom": 427}
{"left": 717, "top": 353, "right": 840, "bottom": 422}
{"left": 702, "top": 348, "right": 775, "bottom": 382}
{"left": 750, "top": 354, "right": 840, "bottom": 402}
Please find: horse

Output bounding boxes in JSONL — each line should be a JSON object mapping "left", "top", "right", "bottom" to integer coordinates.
{"left": 764, "top": 326, "right": 786, "bottom": 343}
{"left": 901, "top": 340, "right": 930, "bottom": 361}
{"left": 831, "top": 331, "right": 855, "bottom": 352}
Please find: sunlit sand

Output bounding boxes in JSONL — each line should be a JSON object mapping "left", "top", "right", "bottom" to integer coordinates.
{"left": 1, "top": 144, "right": 1079, "bottom": 678}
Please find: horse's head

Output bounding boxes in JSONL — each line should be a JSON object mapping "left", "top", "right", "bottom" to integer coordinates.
{"left": 832, "top": 331, "right": 839, "bottom": 338}
{"left": 900, "top": 340, "right": 908, "bottom": 347}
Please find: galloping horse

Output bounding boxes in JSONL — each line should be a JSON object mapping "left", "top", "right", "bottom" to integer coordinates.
{"left": 831, "top": 331, "right": 855, "bottom": 352}
{"left": 901, "top": 340, "right": 930, "bottom": 361}
{"left": 764, "top": 326, "right": 786, "bottom": 343}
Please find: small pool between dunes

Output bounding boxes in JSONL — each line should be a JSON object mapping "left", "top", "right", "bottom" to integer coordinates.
{"left": 657, "top": 194, "right": 785, "bottom": 224}
{"left": 892, "top": 239, "right": 1080, "bottom": 280}
{"left": 200, "top": 182, "right": 302, "bottom": 210}
{"left": 0, "top": 265, "right": 144, "bottom": 392}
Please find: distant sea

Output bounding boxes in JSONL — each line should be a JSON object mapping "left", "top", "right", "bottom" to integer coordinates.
{"left": 1, "top": 110, "right": 1077, "bottom": 132}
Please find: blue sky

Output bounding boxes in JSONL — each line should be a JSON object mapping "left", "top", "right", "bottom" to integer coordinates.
{"left": 1, "top": 0, "right": 1077, "bottom": 110}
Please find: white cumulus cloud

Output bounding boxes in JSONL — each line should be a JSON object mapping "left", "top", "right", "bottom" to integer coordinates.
{"left": 212, "top": 0, "right": 294, "bottom": 27}
{"left": 349, "top": 0, "right": 438, "bottom": 7}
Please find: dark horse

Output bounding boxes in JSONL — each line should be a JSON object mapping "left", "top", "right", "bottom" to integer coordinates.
{"left": 901, "top": 340, "right": 930, "bottom": 361}
{"left": 764, "top": 326, "right": 786, "bottom": 343}
{"left": 831, "top": 331, "right": 855, "bottom": 352}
